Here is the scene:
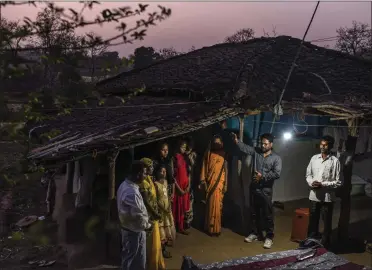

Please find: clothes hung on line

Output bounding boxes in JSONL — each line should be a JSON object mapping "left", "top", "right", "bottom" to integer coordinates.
{"left": 322, "top": 126, "right": 347, "bottom": 152}
{"left": 323, "top": 125, "right": 372, "bottom": 155}
{"left": 368, "top": 128, "right": 372, "bottom": 152}
{"left": 355, "top": 127, "right": 371, "bottom": 155}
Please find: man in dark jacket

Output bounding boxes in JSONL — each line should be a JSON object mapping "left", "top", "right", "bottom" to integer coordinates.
{"left": 229, "top": 131, "right": 282, "bottom": 249}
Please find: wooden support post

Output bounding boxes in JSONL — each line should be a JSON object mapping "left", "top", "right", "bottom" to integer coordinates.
{"left": 108, "top": 150, "right": 120, "bottom": 201}
{"left": 46, "top": 172, "right": 56, "bottom": 216}
{"left": 239, "top": 116, "right": 245, "bottom": 142}
{"left": 237, "top": 115, "right": 245, "bottom": 177}
{"left": 238, "top": 115, "right": 246, "bottom": 234}
{"left": 59, "top": 162, "right": 76, "bottom": 244}
{"left": 337, "top": 118, "right": 359, "bottom": 242}
{"left": 105, "top": 149, "right": 119, "bottom": 260}
{"left": 66, "top": 162, "right": 75, "bottom": 194}
{"left": 129, "top": 147, "right": 135, "bottom": 170}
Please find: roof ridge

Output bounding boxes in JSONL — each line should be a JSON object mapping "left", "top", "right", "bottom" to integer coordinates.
{"left": 95, "top": 36, "right": 276, "bottom": 87}
{"left": 96, "top": 35, "right": 371, "bottom": 89}
{"left": 275, "top": 36, "right": 372, "bottom": 66}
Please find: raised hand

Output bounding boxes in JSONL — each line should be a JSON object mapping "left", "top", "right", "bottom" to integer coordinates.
{"left": 231, "top": 132, "right": 238, "bottom": 144}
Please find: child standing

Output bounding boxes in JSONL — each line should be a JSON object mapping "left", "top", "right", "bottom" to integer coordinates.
{"left": 154, "top": 166, "right": 176, "bottom": 257}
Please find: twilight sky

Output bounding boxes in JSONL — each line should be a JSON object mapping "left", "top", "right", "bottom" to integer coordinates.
{"left": 3, "top": 1, "right": 371, "bottom": 57}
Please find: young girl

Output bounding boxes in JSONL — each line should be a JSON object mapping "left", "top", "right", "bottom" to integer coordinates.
{"left": 154, "top": 166, "right": 176, "bottom": 252}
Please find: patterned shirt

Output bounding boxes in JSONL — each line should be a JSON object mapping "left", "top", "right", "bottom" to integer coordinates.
{"left": 236, "top": 141, "right": 282, "bottom": 189}
{"left": 306, "top": 154, "right": 341, "bottom": 202}
{"left": 117, "top": 179, "right": 151, "bottom": 232}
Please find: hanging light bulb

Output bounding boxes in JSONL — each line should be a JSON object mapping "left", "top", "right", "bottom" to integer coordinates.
{"left": 283, "top": 132, "right": 293, "bottom": 140}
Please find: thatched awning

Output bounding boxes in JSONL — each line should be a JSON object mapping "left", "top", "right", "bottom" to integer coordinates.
{"left": 27, "top": 96, "right": 242, "bottom": 164}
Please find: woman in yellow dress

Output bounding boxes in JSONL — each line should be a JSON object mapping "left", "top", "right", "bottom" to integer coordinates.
{"left": 139, "top": 158, "right": 165, "bottom": 270}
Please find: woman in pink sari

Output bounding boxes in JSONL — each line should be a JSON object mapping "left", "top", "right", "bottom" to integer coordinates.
{"left": 172, "top": 140, "right": 191, "bottom": 235}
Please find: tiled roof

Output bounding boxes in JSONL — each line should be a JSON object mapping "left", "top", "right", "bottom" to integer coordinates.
{"left": 28, "top": 96, "right": 241, "bottom": 163}
{"left": 96, "top": 36, "right": 372, "bottom": 106}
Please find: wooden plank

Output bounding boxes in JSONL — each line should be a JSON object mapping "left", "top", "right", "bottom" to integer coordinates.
{"left": 245, "top": 109, "right": 261, "bottom": 116}
{"left": 106, "top": 150, "right": 119, "bottom": 261}
{"left": 65, "top": 162, "right": 75, "bottom": 194}
{"left": 338, "top": 118, "right": 359, "bottom": 242}
{"left": 238, "top": 115, "right": 246, "bottom": 234}
{"left": 337, "top": 135, "right": 357, "bottom": 242}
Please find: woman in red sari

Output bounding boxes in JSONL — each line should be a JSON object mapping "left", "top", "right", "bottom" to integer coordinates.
{"left": 172, "top": 140, "right": 191, "bottom": 235}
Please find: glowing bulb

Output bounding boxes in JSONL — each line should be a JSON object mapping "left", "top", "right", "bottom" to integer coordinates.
{"left": 283, "top": 132, "right": 292, "bottom": 140}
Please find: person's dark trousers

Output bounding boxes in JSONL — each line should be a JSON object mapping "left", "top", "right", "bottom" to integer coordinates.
{"left": 250, "top": 188, "right": 274, "bottom": 240}
{"left": 307, "top": 200, "right": 334, "bottom": 249}
{"left": 121, "top": 228, "right": 146, "bottom": 270}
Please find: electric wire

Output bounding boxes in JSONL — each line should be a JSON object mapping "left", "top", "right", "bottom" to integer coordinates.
{"left": 34, "top": 100, "right": 221, "bottom": 112}
{"left": 270, "top": 1, "right": 321, "bottom": 134}
{"left": 292, "top": 111, "right": 309, "bottom": 135}
{"left": 255, "top": 120, "right": 372, "bottom": 128}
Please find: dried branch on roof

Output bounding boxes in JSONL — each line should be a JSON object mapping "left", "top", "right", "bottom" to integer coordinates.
{"left": 27, "top": 96, "right": 241, "bottom": 163}
{"left": 312, "top": 104, "right": 359, "bottom": 114}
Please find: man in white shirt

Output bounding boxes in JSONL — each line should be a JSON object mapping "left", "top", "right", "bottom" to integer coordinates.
{"left": 117, "top": 161, "right": 152, "bottom": 270}
{"left": 306, "top": 135, "right": 341, "bottom": 248}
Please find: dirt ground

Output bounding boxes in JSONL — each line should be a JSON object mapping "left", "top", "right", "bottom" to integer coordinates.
{"left": 1, "top": 182, "right": 372, "bottom": 270}
{"left": 0, "top": 179, "right": 68, "bottom": 270}
{"left": 91, "top": 196, "right": 372, "bottom": 270}
{"left": 160, "top": 196, "right": 372, "bottom": 269}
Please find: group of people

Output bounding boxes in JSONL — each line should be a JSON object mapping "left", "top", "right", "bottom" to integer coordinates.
{"left": 117, "top": 133, "right": 231, "bottom": 270}
{"left": 117, "top": 139, "right": 197, "bottom": 270}
{"left": 117, "top": 121, "right": 342, "bottom": 270}
{"left": 227, "top": 129, "right": 341, "bottom": 251}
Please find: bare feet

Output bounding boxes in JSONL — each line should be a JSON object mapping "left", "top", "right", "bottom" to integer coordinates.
{"left": 207, "top": 232, "right": 221, "bottom": 237}
{"left": 166, "top": 240, "right": 173, "bottom": 247}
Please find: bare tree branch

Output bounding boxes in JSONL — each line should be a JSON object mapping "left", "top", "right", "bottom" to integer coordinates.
{"left": 263, "top": 25, "right": 278, "bottom": 37}
{"left": 158, "top": 47, "right": 182, "bottom": 59}
{"left": 335, "top": 21, "right": 371, "bottom": 58}
{"left": 0, "top": 2, "right": 171, "bottom": 52}
{"left": 224, "top": 28, "right": 255, "bottom": 43}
